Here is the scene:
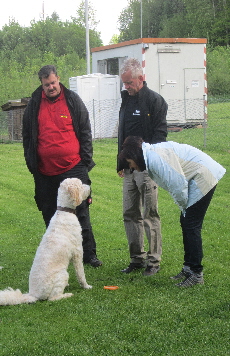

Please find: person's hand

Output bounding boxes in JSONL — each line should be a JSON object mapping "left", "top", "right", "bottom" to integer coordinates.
{"left": 118, "top": 170, "right": 124, "bottom": 178}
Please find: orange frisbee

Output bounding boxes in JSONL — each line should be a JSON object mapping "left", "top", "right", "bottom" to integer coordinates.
{"left": 103, "top": 286, "right": 119, "bottom": 290}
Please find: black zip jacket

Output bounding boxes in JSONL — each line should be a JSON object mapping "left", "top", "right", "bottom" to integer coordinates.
{"left": 117, "top": 82, "right": 168, "bottom": 171}
{"left": 22, "top": 83, "right": 95, "bottom": 175}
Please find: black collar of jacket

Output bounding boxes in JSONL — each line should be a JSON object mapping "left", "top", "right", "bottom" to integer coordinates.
{"left": 121, "top": 81, "right": 147, "bottom": 99}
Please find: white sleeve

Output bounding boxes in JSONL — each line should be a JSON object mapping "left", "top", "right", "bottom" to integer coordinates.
{"left": 145, "top": 149, "right": 188, "bottom": 212}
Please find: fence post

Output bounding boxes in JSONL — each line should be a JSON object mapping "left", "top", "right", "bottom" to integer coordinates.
{"left": 203, "top": 94, "right": 207, "bottom": 148}
{"left": 93, "top": 99, "right": 96, "bottom": 140}
{"left": 11, "top": 112, "right": 14, "bottom": 141}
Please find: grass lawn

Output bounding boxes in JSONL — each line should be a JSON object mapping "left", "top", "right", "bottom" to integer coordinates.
{"left": 0, "top": 102, "right": 229, "bottom": 356}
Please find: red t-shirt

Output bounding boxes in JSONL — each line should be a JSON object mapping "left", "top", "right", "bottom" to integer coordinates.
{"left": 37, "top": 89, "right": 81, "bottom": 175}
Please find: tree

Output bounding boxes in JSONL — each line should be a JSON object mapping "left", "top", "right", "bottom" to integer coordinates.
{"left": 72, "top": 0, "right": 99, "bottom": 30}
{"left": 117, "top": 0, "right": 230, "bottom": 47}
{"left": 207, "top": 46, "right": 230, "bottom": 95}
{"left": 0, "top": 20, "right": 26, "bottom": 56}
{"left": 0, "top": 2, "right": 102, "bottom": 106}
{"left": 210, "top": 0, "right": 230, "bottom": 46}
{"left": 109, "top": 34, "right": 120, "bottom": 45}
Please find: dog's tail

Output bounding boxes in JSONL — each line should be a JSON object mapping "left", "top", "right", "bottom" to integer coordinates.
{"left": 0, "top": 287, "right": 37, "bottom": 305}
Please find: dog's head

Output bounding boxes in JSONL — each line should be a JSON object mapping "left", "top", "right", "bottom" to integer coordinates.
{"left": 57, "top": 178, "right": 90, "bottom": 208}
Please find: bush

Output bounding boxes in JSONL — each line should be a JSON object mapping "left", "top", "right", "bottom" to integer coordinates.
{"left": 207, "top": 46, "right": 230, "bottom": 96}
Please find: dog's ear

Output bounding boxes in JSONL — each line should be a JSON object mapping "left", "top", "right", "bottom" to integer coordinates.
{"left": 67, "top": 181, "right": 82, "bottom": 206}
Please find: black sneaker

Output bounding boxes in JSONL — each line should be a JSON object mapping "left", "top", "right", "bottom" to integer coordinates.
{"left": 143, "top": 265, "right": 160, "bottom": 276}
{"left": 89, "top": 258, "right": 103, "bottom": 267}
{"left": 176, "top": 272, "right": 204, "bottom": 287}
{"left": 121, "top": 262, "right": 145, "bottom": 273}
{"left": 170, "top": 267, "right": 191, "bottom": 280}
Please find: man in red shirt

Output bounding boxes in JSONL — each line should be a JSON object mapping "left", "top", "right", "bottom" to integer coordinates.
{"left": 23, "top": 65, "right": 102, "bottom": 267}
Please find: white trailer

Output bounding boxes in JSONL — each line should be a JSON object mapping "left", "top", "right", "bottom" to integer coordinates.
{"left": 91, "top": 38, "right": 207, "bottom": 127}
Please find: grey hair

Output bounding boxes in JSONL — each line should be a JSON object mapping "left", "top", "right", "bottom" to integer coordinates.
{"left": 120, "top": 58, "right": 143, "bottom": 78}
{"left": 38, "top": 65, "right": 58, "bottom": 82}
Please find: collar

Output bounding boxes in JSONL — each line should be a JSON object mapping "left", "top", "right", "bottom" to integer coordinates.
{"left": 57, "top": 206, "right": 76, "bottom": 214}
{"left": 121, "top": 81, "right": 147, "bottom": 99}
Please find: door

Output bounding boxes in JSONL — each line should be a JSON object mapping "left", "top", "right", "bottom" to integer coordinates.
{"left": 97, "top": 60, "right": 107, "bottom": 74}
{"left": 157, "top": 51, "right": 185, "bottom": 123}
{"left": 184, "top": 68, "right": 205, "bottom": 122}
{"left": 158, "top": 50, "right": 205, "bottom": 124}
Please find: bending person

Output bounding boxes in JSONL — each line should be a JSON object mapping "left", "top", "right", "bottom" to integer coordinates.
{"left": 119, "top": 136, "right": 226, "bottom": 287}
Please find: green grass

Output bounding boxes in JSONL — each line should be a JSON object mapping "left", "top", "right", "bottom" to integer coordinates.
{"left": 0, "top": 103, "right": 229, "bottom": 356}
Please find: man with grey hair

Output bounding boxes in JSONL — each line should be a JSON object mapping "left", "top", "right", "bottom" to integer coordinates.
{"left": 23, "top": 65, "right": 102, "bottom": 267}
{"left": 117, "top": 58, "right": 168, "bottom": 276}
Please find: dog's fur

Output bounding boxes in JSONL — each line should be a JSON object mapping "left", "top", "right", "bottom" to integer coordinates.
{"left": 0, "top": 178, "right": 92, "bottom": 305}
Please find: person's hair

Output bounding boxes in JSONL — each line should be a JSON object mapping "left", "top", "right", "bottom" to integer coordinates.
{"left": 38, "top": 65, "right": 58, "bottom": 82}
{"left": 119, "top": 136, "right": 146, "bottom": 171}
{"left": 120, "top": 58, "right": 143, "bottom": 78}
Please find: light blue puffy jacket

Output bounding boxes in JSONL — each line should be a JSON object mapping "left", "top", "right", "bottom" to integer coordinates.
{"left": 142, "top": 141, "right": 226, "bottom": 214}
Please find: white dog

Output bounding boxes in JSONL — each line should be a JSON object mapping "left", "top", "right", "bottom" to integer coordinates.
{"left": 0, "top": 178, "right": 92, "bottom": 305}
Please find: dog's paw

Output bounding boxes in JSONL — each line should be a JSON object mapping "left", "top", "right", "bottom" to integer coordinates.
{"left": 84, "top": 284, "right": 92, "bottom": 289}
{"left": 49, "top": 293, "right": 73, "bottom": 301}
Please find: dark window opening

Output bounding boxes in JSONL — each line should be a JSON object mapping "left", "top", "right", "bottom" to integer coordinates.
{"left": 107, "top": 58, "right": 119, "bottom": 75}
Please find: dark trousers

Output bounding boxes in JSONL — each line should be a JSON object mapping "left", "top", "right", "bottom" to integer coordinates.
{"left": 33, "top": 162, "right": 97, "bottom": 263}
{"left": 180, "top": 186, "right": 216, "bottom": 273}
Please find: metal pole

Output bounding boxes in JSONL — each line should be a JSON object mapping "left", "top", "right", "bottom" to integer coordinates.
{"left": 203, "top": 94, "right": 207, "bottom": 148}
{"left": 140, "top": 0, "right": 143, "bottom": 38}
{"left": 85, "top": 0, "right": 90, "bottom": 74}
{"left": 93, "top": 99, "right": 96, "bottom": 139}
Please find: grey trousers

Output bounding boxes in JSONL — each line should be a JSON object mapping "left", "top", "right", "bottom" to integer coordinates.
{"left": 123, "top": 169, "right": 162, "bottom": 266}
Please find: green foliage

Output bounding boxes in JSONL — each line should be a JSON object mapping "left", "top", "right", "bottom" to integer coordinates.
{"left": 0, "top": 1, "right": 229, "bottom": 105}
{"left": 210, "top": 0, "right": 230, "bottom": 46}
{"left": 168, "top": 101, "right": 230, "bottom": 154}
{"left": 117, "top": 1, "right": 230, "bottom": 97}
{"left": 109, "top": 34, "right": 120, "bottom": 45}
{"left": 118, "top": 0, "right": 230, "bottom": 47}
{"left": 74, "top": 0, "right": 100, "bottom": 30}
{"left": 0, "top": 105, "right": 229, "bottom": 355}
{"left": 118, "top": 4, "right": 136, "bottom": 41}
{"left": 207, "top": 46, "right": 230, "bottom": 95}
{"left": 0, "top": 2, "right": 102, "bottom": 106}
{"left": 0, "top": 17, "right": 102, "bottom": 62}
{"left": 0, "top": 54, "right": 87, "bottom": 106}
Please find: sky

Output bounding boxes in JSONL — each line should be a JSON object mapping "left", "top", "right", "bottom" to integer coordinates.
{"left": 0, "top": 0, "right": 129, "bottom": 45}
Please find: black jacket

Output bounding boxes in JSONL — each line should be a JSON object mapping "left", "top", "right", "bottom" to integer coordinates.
{"left": 22, "top": 83, "right": 95, "bottom": 174}
{"left": 117, "top": 82, "right": 168, "bottom": 171}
